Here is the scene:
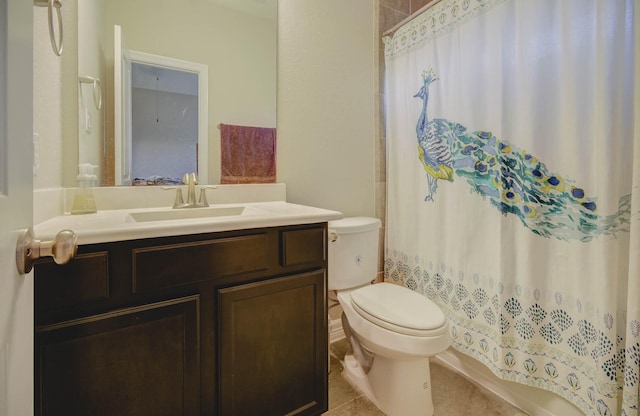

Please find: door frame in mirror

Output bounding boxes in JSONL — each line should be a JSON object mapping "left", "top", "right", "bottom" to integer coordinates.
{"left": 114, "top": 26, "right": 209, "bottom": 186}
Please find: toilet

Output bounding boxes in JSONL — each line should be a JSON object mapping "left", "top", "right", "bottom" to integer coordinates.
{"left": 328, "top": 217, "right": 451, "bottom": 416}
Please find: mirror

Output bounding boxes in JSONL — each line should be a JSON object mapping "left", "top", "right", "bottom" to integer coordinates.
{"left": 76, "top": 0, "right": 277, "bottom": 186}
{"left": 127, "top": 60, "right": 204, "bottom": 186}
{"left": 113, "top": 30, "right": 209, "bottom": 186}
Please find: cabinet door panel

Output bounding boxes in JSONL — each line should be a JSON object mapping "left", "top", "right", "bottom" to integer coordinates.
{"left": 218, "top": 271, "right": 328, "bottom": 416}
{"left": 35, "top": 296, "right": 200, "bottom": 416}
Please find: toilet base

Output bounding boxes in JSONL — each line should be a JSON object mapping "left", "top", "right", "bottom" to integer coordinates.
{"left": 342, "top": 353, "right": 434, "bottom": 416}
{"left": 342, "top": 355, "right": 382, "bottom": 410}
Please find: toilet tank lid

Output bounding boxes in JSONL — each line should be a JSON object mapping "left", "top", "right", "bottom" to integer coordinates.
{"left": 328, "top": 217, "right": 381, "bottom": 234}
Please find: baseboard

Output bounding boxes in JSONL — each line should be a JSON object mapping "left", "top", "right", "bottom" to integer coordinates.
{"left": 329, "top": 317, "right": 345, "bottom": 344}
{"left": 433, "top": 349, "right": 583, "bottom": 416}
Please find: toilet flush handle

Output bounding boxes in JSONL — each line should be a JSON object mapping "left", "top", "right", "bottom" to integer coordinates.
{"left": 328, "top": 230, "right": 338, "bottom": 242}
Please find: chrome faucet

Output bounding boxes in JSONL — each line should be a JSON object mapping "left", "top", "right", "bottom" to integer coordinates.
{"left": 184, "top": 173, "right": 198, "bottom": 206}
{"left": 162, "top": 173, "right": 218, "bottom": 209}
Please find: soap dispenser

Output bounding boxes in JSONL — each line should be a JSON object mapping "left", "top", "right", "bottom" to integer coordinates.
{"left": 71, "top": 163, "right": 98, "bottom": 214}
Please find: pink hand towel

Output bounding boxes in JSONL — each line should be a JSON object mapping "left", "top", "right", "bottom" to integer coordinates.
{"left": 219, "top": 123, "right": 276, "bottom": 184}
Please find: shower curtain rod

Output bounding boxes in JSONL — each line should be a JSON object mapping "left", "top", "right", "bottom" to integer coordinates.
{"left": 382, "top": 0, "right": 443, "bottom": 37}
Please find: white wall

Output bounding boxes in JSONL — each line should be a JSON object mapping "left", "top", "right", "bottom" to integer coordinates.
{"left": 33, "top": 0, "right": 78, "bottom": 189}
{"left": 277, "top": 0, "right": 376, "bottom": 216}
{"left": 77, "top": 0, "right": 107, "bottom": 185}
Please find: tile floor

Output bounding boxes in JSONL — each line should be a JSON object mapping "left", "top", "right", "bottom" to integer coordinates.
{"left": 323, "top": 338, "right": 528, "bottom": 416}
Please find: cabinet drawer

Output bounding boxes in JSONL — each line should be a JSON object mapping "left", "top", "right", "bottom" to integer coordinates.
{"left": 132, "top": 233, "right": 270, "bottom": 292}
{"left": 35, "top": 251, "right": 109, "bottom": 313}
{"left": 281, "top": 227, "right": 326, "bottom": 267}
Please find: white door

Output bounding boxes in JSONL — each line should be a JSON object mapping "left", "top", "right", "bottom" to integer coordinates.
{"left": 0, "top": 0, "right": 34, "bottom": 414}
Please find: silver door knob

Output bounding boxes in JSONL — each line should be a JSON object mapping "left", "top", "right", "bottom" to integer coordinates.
{"left": 15, "top": 227, "right": 77, "bottom": 274}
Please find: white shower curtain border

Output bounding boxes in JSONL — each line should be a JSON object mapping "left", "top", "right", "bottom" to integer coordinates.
{"left": 433, "top": 290, "right": 614, "bottom": 415}
{"left": 453, "top": 342, "right": 593, "bottom": 412}
{"left": 444, "top": 313, "right": 609, "bottom": 386}
{"left": 385, "top": 250, "right": 625, "bottom": 413}
{"left": 453, "top": 341, "right": 594, "bottom": 414}
{"left": 386, "top": 253, "right": 622, "bottom": 324}
{"left": 383, "top": 0, "right": 508, "bottom": 59}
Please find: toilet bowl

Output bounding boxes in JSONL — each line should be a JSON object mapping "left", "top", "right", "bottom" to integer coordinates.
{"left": 328, "top": 217, "right": 451, "bottom": 416}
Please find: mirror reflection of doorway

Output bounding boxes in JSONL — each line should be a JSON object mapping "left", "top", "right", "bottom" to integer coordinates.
{"left": 131, "top": 63, "right": 198, "bottom": 185}
{"left": 114, "top": 24, "right": 209, "bottom": 186}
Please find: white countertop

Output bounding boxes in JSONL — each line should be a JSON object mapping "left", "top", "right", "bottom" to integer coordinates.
{"left": 34, "top": 201, "right": 344, "bottom": 245}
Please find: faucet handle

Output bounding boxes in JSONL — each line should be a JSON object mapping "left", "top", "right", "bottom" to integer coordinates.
{"left": 162, "top": 186, "right": 185, "bottom": 208}
{"left": 183, "top": 172, "right": 198, "bottom": 185}
{"left": 198, "top": 186, "right": 218, "bottom": 207}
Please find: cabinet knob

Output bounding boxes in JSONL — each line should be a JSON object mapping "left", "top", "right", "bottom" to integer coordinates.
{"left": 15, "top": 227, "right": 77, "bottom": 274}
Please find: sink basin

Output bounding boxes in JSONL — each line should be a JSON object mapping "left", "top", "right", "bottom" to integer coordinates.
{"left": 127, "top": 206, "right": 249, "bottom": 222}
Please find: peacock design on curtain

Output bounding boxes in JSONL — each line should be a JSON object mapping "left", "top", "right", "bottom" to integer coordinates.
{"left": 414, "top": 68, "right": 631, "bottom": 242}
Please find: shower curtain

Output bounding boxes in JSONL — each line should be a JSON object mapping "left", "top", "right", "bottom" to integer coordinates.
{"left": 383, "top": 1, "right": 639, "bottom": 415}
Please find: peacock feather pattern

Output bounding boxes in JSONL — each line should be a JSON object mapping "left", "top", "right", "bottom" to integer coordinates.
{"left": 415, "top": 68, "right": 631, "bottom": 242}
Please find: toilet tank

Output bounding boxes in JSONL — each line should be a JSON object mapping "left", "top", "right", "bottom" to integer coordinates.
{"left": 328, "top": 217, "right": 382, "bottom": 291}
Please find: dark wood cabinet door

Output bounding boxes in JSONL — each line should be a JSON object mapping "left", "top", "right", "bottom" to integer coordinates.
{"left": 218, "top": 271, "right": 328, "bottom": 416}
{"left": 35, "top": 296, "right": 200, "bottom": 416}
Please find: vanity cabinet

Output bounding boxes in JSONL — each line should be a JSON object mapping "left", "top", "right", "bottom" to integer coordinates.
{"left": 34, "top": 223, "right": 328, "bottom": 416}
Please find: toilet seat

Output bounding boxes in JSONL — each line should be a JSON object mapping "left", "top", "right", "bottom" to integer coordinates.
{"left": 350, "top": 283, "right": 447, "bottom": 337}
